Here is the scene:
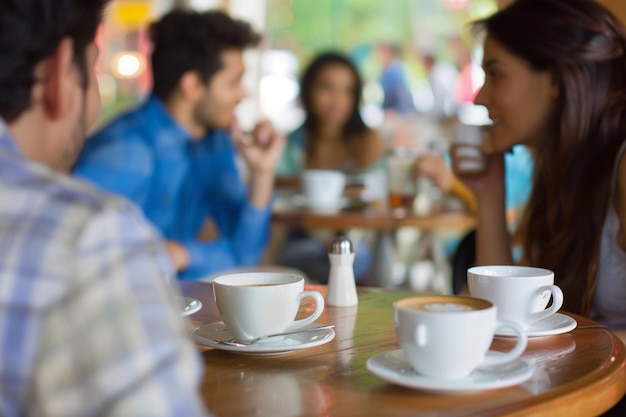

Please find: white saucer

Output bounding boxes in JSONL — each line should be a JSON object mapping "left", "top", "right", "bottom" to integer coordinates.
{"left": 495, "top": 313, "right": 577, "bottom": 337}
{"left": 291, "top": 194, "right": 348, "bottom": 212}
{"left": 181, "top": 297, "right": 202, "bottom": 317}
{"left": 366, "top": 350, "right": 534, "bottom": 394}
{"left": 192, "top": 322, "right": 335, "bottom": 355}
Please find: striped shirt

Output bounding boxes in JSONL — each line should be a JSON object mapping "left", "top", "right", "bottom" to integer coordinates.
{"left": 0, "top": 121, "right": 210, "bottom": 416}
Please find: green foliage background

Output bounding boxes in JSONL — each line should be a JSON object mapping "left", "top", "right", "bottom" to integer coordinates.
{"left": 267, "top": 0, "right": 497, "bottom": 83}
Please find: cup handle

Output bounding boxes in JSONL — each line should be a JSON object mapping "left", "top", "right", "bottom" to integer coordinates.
{"left": 479, "top": 320, "right": 528, "bottom": 368}
{"left": 529, "top": 285, "right": 564, "bottom": 324}
{"left": 286, "top": 291, "right": 325, "bottom": 331}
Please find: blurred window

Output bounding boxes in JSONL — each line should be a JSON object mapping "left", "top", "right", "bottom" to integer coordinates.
{"left": 94, "top": 0, "right": 497, "bottom": 130}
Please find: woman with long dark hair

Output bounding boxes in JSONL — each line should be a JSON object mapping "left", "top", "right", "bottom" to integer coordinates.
{"left": 455, "top": 0, "right": 626, "bottom": 323}
{"left": 276, "top": 51, "right": 384, "bottom": 282}
{"left": 277, "top": 51, "right": 383, "bottom": 178}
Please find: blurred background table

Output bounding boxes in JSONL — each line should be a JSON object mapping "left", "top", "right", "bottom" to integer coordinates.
{"left": 182, "top": 281, "right": 626, "bottom": 417}
{"left": 272, "top": 196, "right": 475, "bottom": 231}
{"left": 270, "top": 187, "right": 476, "bottom": 290}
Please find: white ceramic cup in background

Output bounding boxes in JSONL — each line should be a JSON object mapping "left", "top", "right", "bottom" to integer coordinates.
{"left": 394, "top": 295, "right": 527, "bottom": 380}
{"left": 301, "top": 169, "right": 346, "bottom": 210}
{"left": 468, "top": 266, "right": 564, "bottom": 330}
{"left": 453, "top": 123, "right": 486, "bottom": 174}
{"left": 213, "top": 272, "right": 325, "bottom": 342}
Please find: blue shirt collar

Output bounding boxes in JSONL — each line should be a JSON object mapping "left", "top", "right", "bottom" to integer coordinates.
{"left": 0, "top": 119, "right": 21, "bottom": 155}
{"left": 140, "top": 94, "right": 211, "bottom": 148}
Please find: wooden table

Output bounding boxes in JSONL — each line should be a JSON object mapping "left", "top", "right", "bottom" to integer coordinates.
{"left": 182, "top": 282, "right": 626, "bottom": 417}
{"left": 272, "top": 191, "right": 476, "bottom": 232}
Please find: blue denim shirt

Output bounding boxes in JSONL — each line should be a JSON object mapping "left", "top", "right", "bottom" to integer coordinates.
{"left": 75, "top": 95, "right": 271, "bottom": 280}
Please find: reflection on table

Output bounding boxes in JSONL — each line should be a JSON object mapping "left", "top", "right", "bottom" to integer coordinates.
{"left": 182, "top": 281, "right": 626, "bottom": 417}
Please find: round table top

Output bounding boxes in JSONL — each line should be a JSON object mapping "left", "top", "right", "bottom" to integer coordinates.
{"left": 272, "top": 190, "right": 476, "bottom": 232}
{"left": 182, "top": 281, "right": 626, "bottom": 417}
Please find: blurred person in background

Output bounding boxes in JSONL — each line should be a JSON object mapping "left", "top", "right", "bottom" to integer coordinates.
{"left": 376, "top": 43, "right": 416, "bottom": 116}
{"left": 453, "top": 0, "right": 626, "bottom": 330}
{"left": 276, "top": 51, "right": 385, "bottom": 283}
{"left": 422, "top": 54, "right": 459, "bottom": 118}
{"left": 75, "top": 10, "right": 285, "bottom": 280}
{"left": 0, "top": 0, "right": 210, "bottom": 415}
{"left": 277, "top": 52, "right": 384, "bottom": 177}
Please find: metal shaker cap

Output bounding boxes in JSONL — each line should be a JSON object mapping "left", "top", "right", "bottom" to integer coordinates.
{"left": 329, "top": 236, "right": 353, "bottom": 254}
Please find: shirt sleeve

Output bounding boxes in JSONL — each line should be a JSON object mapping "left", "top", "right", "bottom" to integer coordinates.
{"left": 30, "top": 203, "right": 211, "bottom": 417}
{"left": 181, "top": 203, "right": 272, "bottom": 280}
{"left": 176, "top": 133, "right": 272, "bottom": 280}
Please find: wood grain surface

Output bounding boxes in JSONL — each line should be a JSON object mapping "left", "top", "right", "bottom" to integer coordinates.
{"left": 181, "top": 282, "right": 626, "bottom": 417}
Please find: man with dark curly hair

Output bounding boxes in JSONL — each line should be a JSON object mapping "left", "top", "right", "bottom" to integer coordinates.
{"left": 0, "top": 1, "right": 210, "bottom": 415}
{"left": 76, "top": 10, "right": 285, "bottom": 280}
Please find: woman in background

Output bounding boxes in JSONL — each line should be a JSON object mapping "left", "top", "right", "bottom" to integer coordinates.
{"left": 277, "top": 51, "right": 383, "bottom": 178}
{"left": 276, "top": 51, "right": 385, "bottom": 282}
{"left": 454, "top": 0, "right": 626, "bottom": 326}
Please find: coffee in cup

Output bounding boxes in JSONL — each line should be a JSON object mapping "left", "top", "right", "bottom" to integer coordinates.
{"left": 213, "top": 272, "right": 325, "bottom": 342}
{"left": 394, "top": 295, "right": 527, "bottom": 379}
{"left": 468, "top": 265, "right": 563, "bottom": 330}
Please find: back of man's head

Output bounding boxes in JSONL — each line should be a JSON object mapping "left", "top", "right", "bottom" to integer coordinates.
{"left": 150, "top": 10, "right": 261, "bottom": 101}
{"left": 0, "top": 0, "right": 109, "bottom": 123}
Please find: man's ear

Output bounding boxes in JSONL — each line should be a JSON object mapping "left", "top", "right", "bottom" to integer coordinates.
{"left": 42, "top": 37, "right": 75, "bottom": 119}
{"left": 179, "top": 71, "right": 206, "bottom": 102}
{"left": 548, "top": 67, "right": 560, "bottom": 100}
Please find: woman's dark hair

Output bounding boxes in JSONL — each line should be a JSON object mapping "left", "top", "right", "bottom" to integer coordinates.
{"left": 299, "top": 51, "right": 368, "bottom": 140}
{"left": 150, "top": 10, "right": 261, "bottom": 100}
{"left": 475, "top": 0, "right": 626, "bottom": 316}
{"left": 0, "top": 0, "right": 110, "bottom": 122}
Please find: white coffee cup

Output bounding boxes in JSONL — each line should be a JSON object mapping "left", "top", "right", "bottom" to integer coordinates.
{"left": 468, "top": 265, "right": 564, "bottom": 329}
{"left": 394, "top": 295, "right": 527, "bottom": 379}
{"left": 301, "top": 169, "right": 346, "bottom": 210}
{"left": 453, "top": 123, "right": 486, "bottom": 174}
{"left": 213, "top": 272, "right": 325, "bottom": 342}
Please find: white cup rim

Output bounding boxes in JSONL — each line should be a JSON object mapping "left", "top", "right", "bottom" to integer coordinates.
{"left": 213, "top": 272, "right": 304, "bottom": 287}
{"left": 468, "top": 265, "right": 553, "bottom": 278}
